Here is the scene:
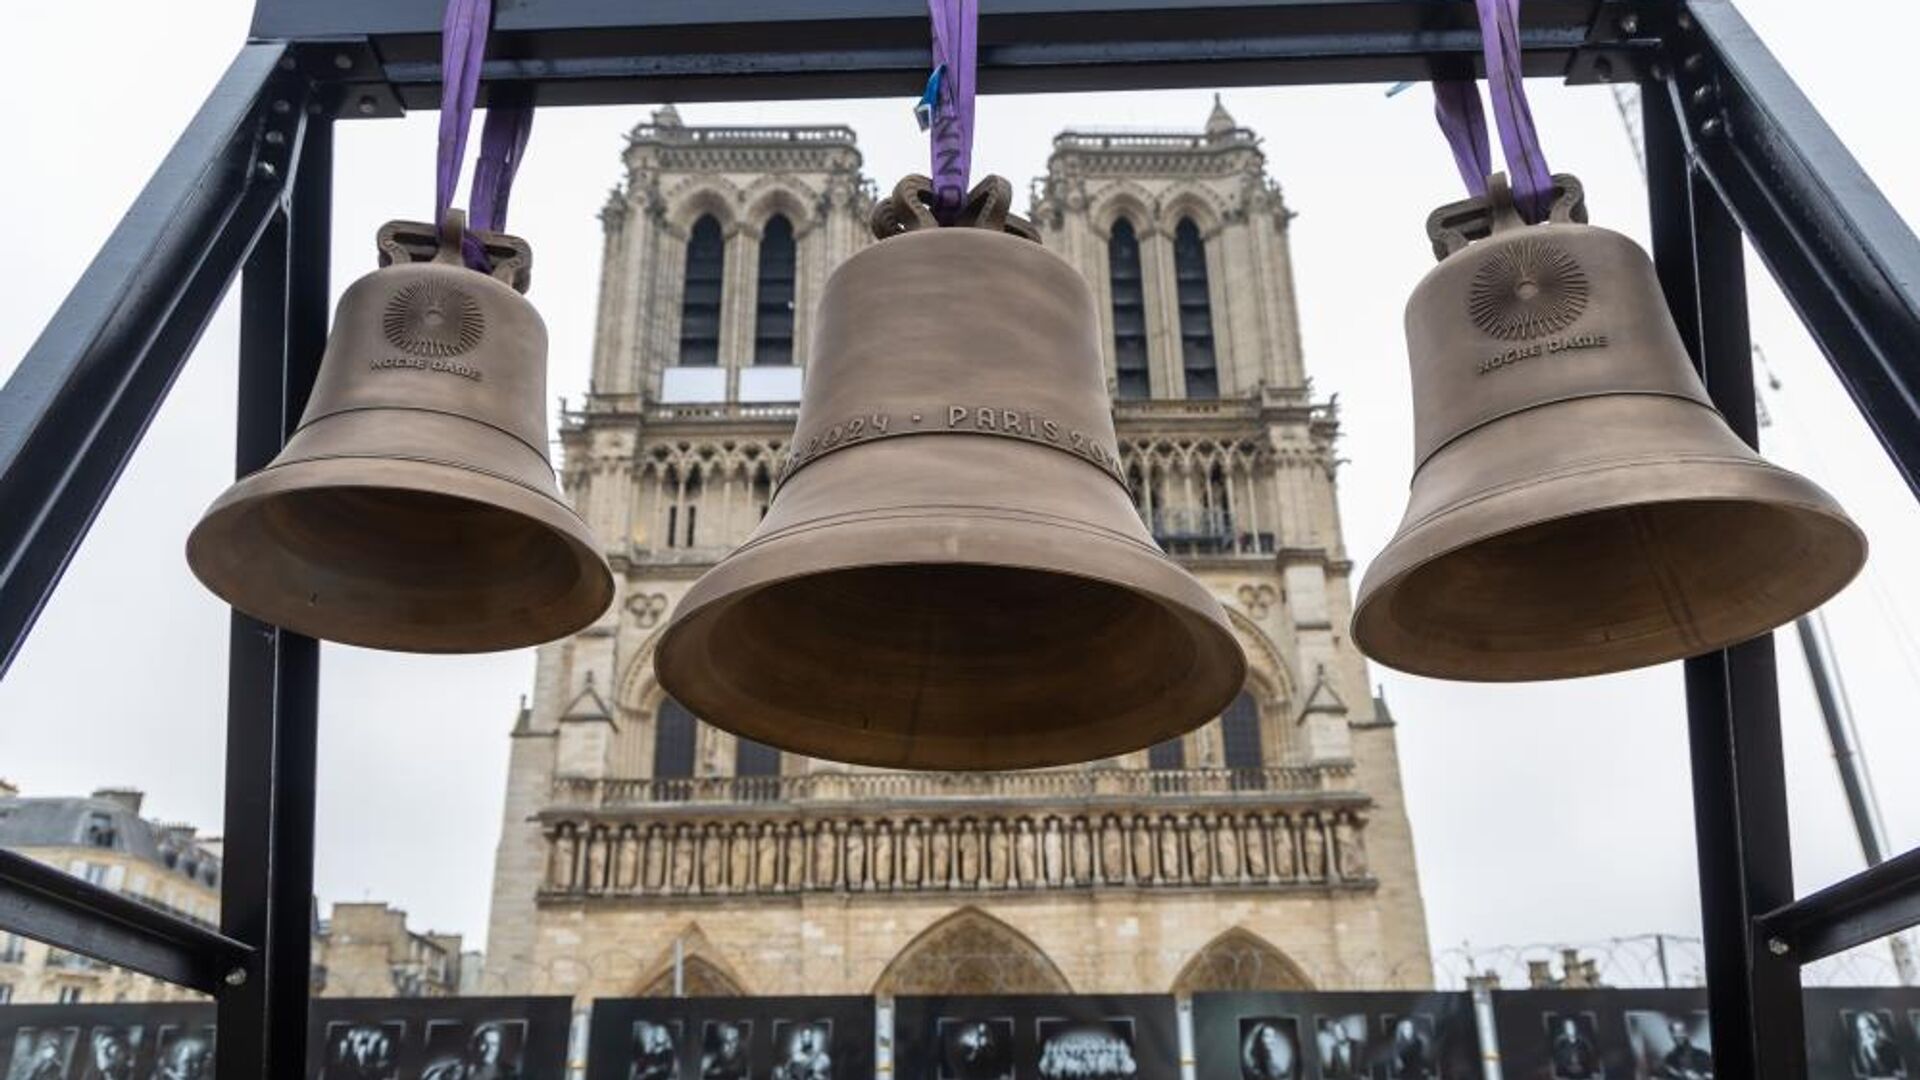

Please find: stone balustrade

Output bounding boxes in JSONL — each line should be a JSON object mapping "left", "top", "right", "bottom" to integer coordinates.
{"left": 537, "top": 797, "right": 1372, "bottom": 901}
{"left": 552, "top": 764, "right": 1351, "bottom": 809}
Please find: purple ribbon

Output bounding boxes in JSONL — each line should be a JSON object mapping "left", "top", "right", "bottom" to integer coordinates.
{"left": 436, "top": 0, "right": 534, "bottom": 270}
{"left": 1433, "top": 81, "right": 1492, "bottom": 198}
{"left": 1434, "top": 0, "right": 1554, "bottom": 223}
{"left": 926, "top": 0, "right": 978, "bottom": 223}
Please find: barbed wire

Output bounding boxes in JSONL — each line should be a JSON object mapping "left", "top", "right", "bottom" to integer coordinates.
{"left": 1435, "top": 934, "right": 1911, "bottom": 991}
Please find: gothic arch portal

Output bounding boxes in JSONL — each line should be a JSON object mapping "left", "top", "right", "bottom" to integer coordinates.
{"left": 635, "top": 926, "right": 751, "bottom": 997}
{"left": 1171, "top": 928, "right": 1314, "bottom": 996}
{"left": 640, "top": 955, "right": 745, "bottom": 997}
{"left": 872, "top": 907, "right": 1073, "bottom": 996}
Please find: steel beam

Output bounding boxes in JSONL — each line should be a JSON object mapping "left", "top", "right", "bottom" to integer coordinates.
{"left": 1672, "top": 0, "right": 1920, "bottom": 498}
{"left": 254, "top": 0, "right": 1650, "bottom": 111}
{"left": 0, "top": 43, "right": 303, "bottom": 679}
{"left": 1646, "top": 79, "right": 1804, "bottom": 1080}
{"left": 215, "top": 113, "right": 329, "bottom": 1080}
{"left": 1758, "top": 848, "right": 1920, "bottom": 966}
{"left": 0, "top": 849, "right": 251, "bottom": 995}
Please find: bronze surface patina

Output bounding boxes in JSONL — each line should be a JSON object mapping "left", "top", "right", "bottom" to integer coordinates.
{"left": 654, "top": 174, "right": 1246, "bottom": 771}
{"left": 187, "top": 211, "right": 614, "bottom": 652}
{"left": 1353, "top": 174, "right": 1865, "bottom": 681}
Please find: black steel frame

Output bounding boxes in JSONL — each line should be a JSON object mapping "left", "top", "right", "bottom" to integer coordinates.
{"left": 0, "top": 0, "right": 1915, "bottom": 1075}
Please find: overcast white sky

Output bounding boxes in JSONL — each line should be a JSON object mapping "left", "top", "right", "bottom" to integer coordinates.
{"left": 3, "top": 0, "right": 1919, "bottom": 982}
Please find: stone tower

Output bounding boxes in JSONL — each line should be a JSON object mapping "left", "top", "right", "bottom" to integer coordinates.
{"left": 483, "top": 101, "right": 1432, "bottom": 1001}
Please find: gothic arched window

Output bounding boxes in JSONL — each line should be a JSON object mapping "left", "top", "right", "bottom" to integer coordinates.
{"left": 654, "top": 698, "right": 697, "bottom": 779}
{"left": 680, "top": 466, "right": 702, "bottom": 548}
{"left": 663, "top": 466, "right": 681, "bottom": 549}
{"left": 1147, "top": 736, "right": 1186, "bottom": 770}
{"left": 1205, "top": 462, "right": 1233, "bottom": 550}
{"left": 663, "top": 464, "right": 703, "bottom": 549}
{"left": 754, "top": 215, "right": 797, "bottom": 365}
{"left": 735, "top": 738, "right": 781, "bottom": 777}
{"left": 679, "top": 215, "right": 724, "bottom": 366}
{"left": 1108, "top": 218, "right": 1149, "bottom": 399}
{"left": 1221, "top": 691, "right": 1264, "bottom": 788}
{"left": 1173, "top": 217, "right": 1218, "bottom": 399}
{"left": 751, "top": 463, "right": 773, "bottom": 521}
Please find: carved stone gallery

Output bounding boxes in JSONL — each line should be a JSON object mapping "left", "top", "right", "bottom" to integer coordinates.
{"left": 539, "top": 805, "right": 1372, "bottom": 898}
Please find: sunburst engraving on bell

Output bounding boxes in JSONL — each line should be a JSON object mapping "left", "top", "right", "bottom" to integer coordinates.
{"left": 186, "top": 210, "right": 614, "bottom": 654}
{"left": 1467, "top": 238, "right": 1590, "bottom": 340}
{"left": 1353, "top": 172, "right": 1865, "bottom": 682}
{"left": 383, "top": 280, "right": 485, "bottom": 357}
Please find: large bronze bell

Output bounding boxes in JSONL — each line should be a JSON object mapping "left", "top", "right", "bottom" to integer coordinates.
{"left": 654, "top": 176, "right": 1246, "bottom": 770}
{"left": 187, "top": 213, "right": 614, "bottom": 652}
{"left": 1353, "top": 175, "right": 1865, "bottom": 681}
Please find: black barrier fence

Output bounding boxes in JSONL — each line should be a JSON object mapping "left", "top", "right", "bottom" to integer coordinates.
{"left": 892, "top": 994, "right": 1178, "bottom": 1080}
{"left": 7, "top": 988, "right": 1920, "bottom": 1078}
{"left": 1192, "top": 991, "right": 1480, "bottom": 1080}
{"left": 587, "top": 995, "right": 875, "bottom": 1080}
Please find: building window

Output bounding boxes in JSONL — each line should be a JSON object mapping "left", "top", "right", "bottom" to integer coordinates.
{"left": 663, "top": 465, "right": 703, "bottom": 549}
{"left": 681, "top": 469, "right": 701, "bottom": 548}
{"left": 654, "top": 699, "right": 698, "bottom": 780}
{"left": 0, "top": 984, "right": 12, "bottom": 1004}
{"left": 1173, "top": 218, "right": 1218, "bottom": 399}
{"left": 57, "top": 986, "right": 83, "bottom": 1004}
{"left": 1221, "top": 691, "right": 1265, "bottom": 790}
{"left": 754, "top": 215, "right": 797, "bottom": 365}
{"left": 84, "top": 812, "right": 117, "bottom": 848}
{"left": 751, "top": 464, "right": 773, "bottom": 521}
{"left": 679, "top": 214, "right": 725, "bottom": 366}
{"left": 0, "top": 934, "right": 23, "bottom": 963}
{"left": 735, "top": 738, "right": 781, "bottom": 778}
{"left": 1147, "top": 737, "right": 1186, "bottom": 770}
{"left": 1109, "top": 218, "right": 1149, "bottom": 400}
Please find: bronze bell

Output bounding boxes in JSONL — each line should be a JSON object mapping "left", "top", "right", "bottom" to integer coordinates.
{"left": 653, "top": 176, "right": 1246, "bottom": 770}
{"left": 1353, "top": 174, "right": 1865, "bottom": 681}
{"left": 187, "top": 212, "right": 614, "bottom": 652}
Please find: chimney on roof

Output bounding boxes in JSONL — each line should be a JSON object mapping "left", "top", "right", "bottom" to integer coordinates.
{"left": 91, "top": 788, "right": 144, "bottom": 816}
{"left": 158, "top": 823, "right": 198, "bottom": 847}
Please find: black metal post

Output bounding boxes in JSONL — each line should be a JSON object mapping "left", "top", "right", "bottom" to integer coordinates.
{"left": 1676, "top": 0, "right": 1920, "bottom": 499}
{"left": 1645, "top": 80, "right": 1805, "bottom": 1079}
{"left": 216, "top": 112, "right": 330, "bottom": 1080}
{"left": 0, "top": 849, "right": 250, "bottom": 994}
{"left": 0, "top": 43, "right": 296, "bottom": 677}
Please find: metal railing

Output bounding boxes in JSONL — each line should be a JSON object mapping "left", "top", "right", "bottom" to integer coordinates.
{"left": 553, "top": 764, "right": 1351, "bottom": 808}
{"left": 46, "top": 947, "right": 110, "bottom": 972}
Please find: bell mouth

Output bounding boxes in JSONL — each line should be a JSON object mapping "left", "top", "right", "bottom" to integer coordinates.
{"left": 187, "top": 458, "right": 614, "bottom": 653}
{"left": 1354, "top": 491, "right": 1866, "bottom": 681}
{"left": 658, "top": 556, "right": 1246, "bottom": 772}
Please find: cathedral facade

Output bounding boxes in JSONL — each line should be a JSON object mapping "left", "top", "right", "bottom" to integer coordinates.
{"left": 482, "top": 101, "right": 1433, "bottom": 1001}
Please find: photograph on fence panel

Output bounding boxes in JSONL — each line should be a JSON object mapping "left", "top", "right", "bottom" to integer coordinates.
{"left": 0, "top": 1004, "right": 214, "bottom": 1080}
{"left": 303, "top": 996, "right": 571, "bottom": 1079}
{"left": 1192, "top": 991, "right": 1479, "bottom": 1080}
{"left": 894, "top": 995, "right": 1176, "bottom": 1080}
{"left": 1492, "top": 988, "right": 1710, "bottom": 1080}
{"left": 1801, "top": 987, "right": 1920, "bottom": 1080}
{"left": 585, "top": 996, "right": 873, "bottom": 1080}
